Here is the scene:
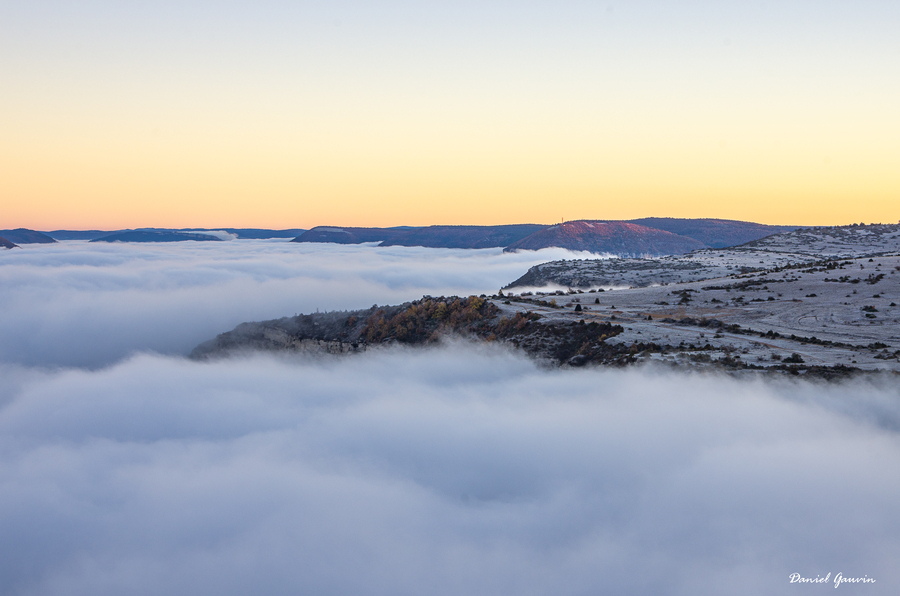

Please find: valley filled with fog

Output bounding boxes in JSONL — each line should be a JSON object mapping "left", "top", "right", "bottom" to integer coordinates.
{"left": 0, "top": 240, "right": 598, "bottom": 368}
{"left": 2, "top": 241, "right": 899, "bottom": 595}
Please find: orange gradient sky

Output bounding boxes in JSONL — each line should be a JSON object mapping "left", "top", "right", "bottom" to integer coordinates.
{"left": 1, "top": 1, "right": 898, "bottom": 230}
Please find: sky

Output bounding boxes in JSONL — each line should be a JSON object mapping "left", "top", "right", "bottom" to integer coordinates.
{"left": 2, "top": 241, "right": 899, "bottom": 595}
{"left": 1, "top": 1, "right": 899, "bottom": 230}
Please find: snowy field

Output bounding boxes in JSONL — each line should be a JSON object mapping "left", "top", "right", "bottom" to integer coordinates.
{"left": 503, "top": 225, "right": 900, "bottom": 371}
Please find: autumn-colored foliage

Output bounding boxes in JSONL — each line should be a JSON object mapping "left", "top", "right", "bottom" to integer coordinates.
{"left": 362, "top": 296, "right": 500, "bottom": 343}
{"left": 493, "top": 311, "right": 542, "bottom": 336}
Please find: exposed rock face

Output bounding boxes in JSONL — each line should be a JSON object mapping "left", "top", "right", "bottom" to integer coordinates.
{"left": 0, "top": 229, "right": 56, "bottom": 244}
{"left": 0, "top": 236, "right": 18, "bottom": 249}
{"left": 191, "top": 307, "right": 392, "bottom": 358}
{"left": 206, "top": 321, "right": 369, "bottom": 355}
{"left": 504, "top": 221, "right": 705, "bottom": 256}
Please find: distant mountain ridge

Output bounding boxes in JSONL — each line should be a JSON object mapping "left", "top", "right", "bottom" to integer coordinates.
{"left": 0, "top": 229, "right": 56, "bottom": 244}
{"left": 379, "top": 225, "right": 547, "bottom": 249}
{"left": 0, "top": 236, "right": 17, "bottom": 249}
{"left": 504, "top": 222, "right": 900, "bottom": 290}
{"left": 49, "top": 228, "right": 305, "bottom": 241}
{"left": 626, "top": 218, "right": 798, "bottom": 249}
{"left": 2, "top": 219, "right": 796, "bottom": 255}
{"left": 293, "top": 224, "right": 547, "bottom": 249}
{"left": 294, "top": 219, "right": 793, "bottom": 255}
{"left": 292, "top": 227, "right": 413, "bottom": 245}
{"left": 46, "top": 230, "right": 111, "bottom": 241}
{"left": 90, "top": 231, "right": 223, "bottom": 243}
{"left": 503, "top": 221, "right": 706, "bottom": 256}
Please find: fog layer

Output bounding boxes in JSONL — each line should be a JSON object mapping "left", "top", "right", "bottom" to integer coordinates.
{"left": 1, "top": 346, "right": 899, "bottom": 595}
{"left": 0, "top": 240, "right": 596, "bottom": 367}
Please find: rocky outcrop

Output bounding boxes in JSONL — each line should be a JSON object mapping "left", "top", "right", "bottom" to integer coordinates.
{"left": 190, "top": 295, "right": 625, "bottom": 367}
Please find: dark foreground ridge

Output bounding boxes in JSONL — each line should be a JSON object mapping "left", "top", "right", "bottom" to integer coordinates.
{"left": 192, "top": 295, "right": 629, "bottom": 367}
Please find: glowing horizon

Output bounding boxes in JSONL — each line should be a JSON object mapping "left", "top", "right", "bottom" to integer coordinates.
{"left": 2, "top": 2, "right": 898, "bottom": 231}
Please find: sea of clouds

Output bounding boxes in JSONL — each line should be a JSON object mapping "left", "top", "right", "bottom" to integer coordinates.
{"left": 2, "top": 240, "right": 899, "bottom": 595}
{"left": 0, "top": 240, "right": 595, "bottom": 368}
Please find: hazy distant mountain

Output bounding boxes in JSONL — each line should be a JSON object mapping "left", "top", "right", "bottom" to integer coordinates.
{"left": 173, "top": 228, "right": 305, "bottom": 239}
{"left": 90, "top": 231, "right": 223, "bottom": 243}
{"left": 0, "top": 229, "right": 57, "bottom": 244}
{"left": 294, "top": 224, "right": 546, "bottom": 248}
{"left": 627, "top": 218, "right": 797, "bottom": 248}
{"left": 291, "top": 219, "right": 796, "bottom": 253}
{"left": 37, "top": 218, "right": 798, "bottom": 253}
{"left": 292, "top": 226, "right": 416, "bottom": 244}
{"left": 49, "top": 228, "right": 305, "bottom": 240}
{"left": 46, "top": 230, "right": 112, "bottom": 240}
{"left": 504, "top": 221, "right": 706, "bottom": 256}
{"left": 379, "top": 225, "right": 547, "bottom": 248}
{"left": 0, "top": 236, "right": 18, "bottom": 249}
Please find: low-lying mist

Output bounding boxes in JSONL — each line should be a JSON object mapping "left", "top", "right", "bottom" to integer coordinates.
{"left": 0, "top": 240, "right": 596, "bottom": 367}
{"left": 1, "top": 345, "right": 899, "bottom": 595}
{"left": 3, "top": 241, "right": 898, "bottom": 595}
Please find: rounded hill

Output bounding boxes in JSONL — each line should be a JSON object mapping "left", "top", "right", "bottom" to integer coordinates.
{"left": 504, "top": 221, "right": 706, "bottom": 256}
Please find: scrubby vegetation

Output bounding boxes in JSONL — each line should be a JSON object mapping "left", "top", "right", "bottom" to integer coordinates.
{"left": 362, "top": 296, "right": 499, "bottom": 343}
